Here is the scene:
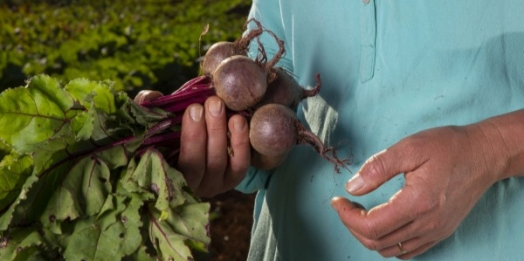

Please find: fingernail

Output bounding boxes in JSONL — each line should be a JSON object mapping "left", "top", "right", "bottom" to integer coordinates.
{"left": 346, "top": 174, "right": 364, "bottom": 194}
{"left": 233, "top": 117, "right": 246, "bottom": 132}
{"left": 189, "top": 105, "right": 203, "bottom": 122}
{"left": 209, "top": 99, "right": 223, "bottom": 117}
{"left": 330, "top": 197, "right": 340, "bottom": 211}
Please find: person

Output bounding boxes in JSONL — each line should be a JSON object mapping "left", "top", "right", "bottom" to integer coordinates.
{"left": 138, "top": 0, "right": 524, "bottom": 260}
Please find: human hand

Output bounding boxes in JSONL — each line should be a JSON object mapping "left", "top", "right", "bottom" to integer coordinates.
{"left": 135, "top": 90, "right": 251, "bottom": 198}
{"left": 331, "top": 124, "right": 505, "bottom": 259}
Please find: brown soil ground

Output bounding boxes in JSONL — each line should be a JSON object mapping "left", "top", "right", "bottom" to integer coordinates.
{"left": 195, "top": 190, "right": 257, "bottom": 261}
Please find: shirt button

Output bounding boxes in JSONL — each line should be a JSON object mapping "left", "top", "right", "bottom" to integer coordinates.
{"left": 362, "top": 0, "right": 370, "bottom": 4}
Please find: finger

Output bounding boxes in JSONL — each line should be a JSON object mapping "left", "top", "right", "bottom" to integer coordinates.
{"left": 346, "top": 139, "right": 428, "bottom": 195}
{"left": 178, "top": 104, "right": 206, "bottom": 190}
{"left": 377, "top": 236, "right": 429, "bottom": 258}
{"left": 134, "top": 90, "right": 163, "bottom": 103}
{"left": 347, "top": 218, "right": 415, "bottom": 252}
{"left": 224, "top": 114, "right": 251, "bottom": 188}
{"left": 396, "top": 241, "right": 437, "bottom": 260}
{"left": 197, "top": 97, "right": 229, "bottom": 196}
{"left": 331, "top": 191, "right": 414, "bottom": 240}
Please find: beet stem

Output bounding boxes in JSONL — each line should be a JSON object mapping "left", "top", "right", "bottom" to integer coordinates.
{"left": 263, "top": 29, "right": 286, "bottom": 70}
{"left": 302, "top": 73, "right": 322, "bottom": 99}
{"left": 296, "top": 124, "right": 351, "bottom": 173}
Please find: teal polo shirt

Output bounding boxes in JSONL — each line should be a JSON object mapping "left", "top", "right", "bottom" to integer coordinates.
{"left": 237, "top": 1, "right": 524, "bottom": 260}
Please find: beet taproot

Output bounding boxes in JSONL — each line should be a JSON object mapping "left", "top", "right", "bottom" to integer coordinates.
{"left": 249, "top": 103, "right": 350, "bottom": 172}
{"left": 212, "top": 55, "right": 268, "bottom": 111}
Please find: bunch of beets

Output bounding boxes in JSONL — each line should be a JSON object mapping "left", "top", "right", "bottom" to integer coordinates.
{"left": 139, "top": 20, "right": 349, "bottom": 172}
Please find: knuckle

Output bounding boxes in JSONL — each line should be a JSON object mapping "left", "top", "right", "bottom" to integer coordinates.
{"left": 427, "top": 219, "right": 443, "bottom": 231}
{"left": 230, "top": 134, "right": 250, "bottom": 148}
{"left": 413, "top": 199, "right": 435, "bottom": 215}
{"left": 410, "top": 190, "right": 439, "bottom": 216}
{"left": 206, "top": 120, "right": 227, "bottom": 133}
{"left": 367, "top": 154, "right": 387, "bottom": 178}
{"left": 206, "top": 153, "right": 228, "bottom": 173}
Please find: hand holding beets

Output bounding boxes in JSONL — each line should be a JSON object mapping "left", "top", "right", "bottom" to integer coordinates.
{"left": 136, "top": 20, "right": 350, "bottom": 196}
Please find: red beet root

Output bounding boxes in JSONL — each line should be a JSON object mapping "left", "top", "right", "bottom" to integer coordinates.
{"left": 201, "top": 41, "right": 248, "bottom": 76}
{"left": 249, "top": 104, "right": 298, "bottom": 156}
{"left": 201, "top": 19, "right": 265, "bottom": 76}
{"left": 256, "top": 68, "right": 322, "bottom": 109}
{"left": 249, "top": 104, "right": 350, "bottom": 172}
{"left": 212, "top": 55, "right": 268, "bottom": 111}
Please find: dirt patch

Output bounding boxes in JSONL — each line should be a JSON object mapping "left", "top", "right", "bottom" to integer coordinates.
{"left": 195, "top": 190, "right": 256, "bottom": 261}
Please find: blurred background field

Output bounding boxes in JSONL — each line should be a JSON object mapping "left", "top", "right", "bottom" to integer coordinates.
{"left": 0, "top": 0, "right": 248, "bottom": 94}
{"left": 0, "top": 0, "right": 256, "bottom": 260}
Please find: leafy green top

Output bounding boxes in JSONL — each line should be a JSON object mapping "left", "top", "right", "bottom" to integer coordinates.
{"left": 0, "top": 74, "right": 209, "bottom": 261}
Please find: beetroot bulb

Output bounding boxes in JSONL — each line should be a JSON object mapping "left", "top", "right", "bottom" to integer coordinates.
{"left": 211, "top": 55, "right": 269, "bottom": 111}
{"left": 201, "top": 19, "right": 265, "bottom": 76}
{"left": 249, "top": 103, "right": 350, "bottom": 173}
{"left": 210, "top": 26, "right": 286, "bottom": 112}
{"left": 255, "top": 68, "right": 322, "bottom": 109}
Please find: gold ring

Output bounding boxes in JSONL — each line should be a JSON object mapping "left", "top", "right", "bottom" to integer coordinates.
{"left": 397, "top": 242, "right": 407, "bottom": 254}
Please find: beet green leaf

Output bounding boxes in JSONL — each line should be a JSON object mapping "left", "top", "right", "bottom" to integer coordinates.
{"left": 0, "top": 74, "right": 210, "bottom": 261}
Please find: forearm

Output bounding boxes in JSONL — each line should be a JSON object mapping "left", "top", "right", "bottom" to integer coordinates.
{"left": 474, "top": 108, "right": 524, "bottom": 180}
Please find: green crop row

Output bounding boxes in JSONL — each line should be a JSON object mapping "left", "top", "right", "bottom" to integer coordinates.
{"left": 0, "top": 0, "right": 251, "bottom": 95}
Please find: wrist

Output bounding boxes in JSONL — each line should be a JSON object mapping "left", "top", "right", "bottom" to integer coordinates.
{"left": 473, "top": 110, "right": 524, "bottom": 180}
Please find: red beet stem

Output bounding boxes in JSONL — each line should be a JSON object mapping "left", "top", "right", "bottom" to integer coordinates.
{"left": 296, "top": 123, "right": 351, "bottom": 173}
{"left": 140, "top": 86, "right": 215, "bottom": 109}
{"left": 302, "top": 73, "right": 322, "bottom": 99}
{"left": 173, "top": 75, "right": 211, "bottom": 94}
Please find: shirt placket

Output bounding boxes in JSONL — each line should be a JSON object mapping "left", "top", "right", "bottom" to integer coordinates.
{"left": 360, "top": 0, "right": 377, "bottom": 82}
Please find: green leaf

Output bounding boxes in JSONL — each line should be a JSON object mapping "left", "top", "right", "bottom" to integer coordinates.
{"left": 65, "top": 78, "right": 116, "bottom": 115}
{"left": 0, "top": 174, "right": 40, "bottom": 231}
{"left": 122, "top": 149, "right": 187, "bottom": 212}
{"left": 117, "top": 91, "right": 170, "bottom": 127}
{"left": 147, "top": 202, "right": 210, "bottom": 261}
{"left": 0, "top": 75, "right": 76, "bottom": 154}
{"left": 0, "top": 152, "right": 33, "bottom": 211}
{"left": 70, "top": 109, "right": 94, "bottom": 141}
{"left": 62, "top": 217, "right": 127, "bottom": 261}
{"left": 0, "top": 74, "right": 209, "bottom": 260}
{"left": 41, "top": 156, "right": 112, "bottom": 233}
{"left": 123, "top": 245, "right": 156, "bottom": 261}
{"left": 0, "top": 226, "right": 45, "bottom": 260}
{"left": 62, "top": 193, "right": 143, "bottom": 261}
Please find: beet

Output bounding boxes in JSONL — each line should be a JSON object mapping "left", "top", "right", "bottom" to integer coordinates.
{"left": 256, "top": 69, "right": 322, "bottom": 109}
{"left": 249, "top": 104, "right": 298, "bottom": 156}
{"left": 201, "top": 19, "right": 265, "bottom": 76}
{"left": 201, "top": 41, "right": 247, "bottom": 76}
{"left": 212, "top": 55, "right": 268, "bottom": 111}
{"left": 249, "top": 104, "right": 350, "bottom": 172}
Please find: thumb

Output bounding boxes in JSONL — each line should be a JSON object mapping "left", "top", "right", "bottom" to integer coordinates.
{"left": 346, "top": 143, "right": 422, "bottom": 196}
